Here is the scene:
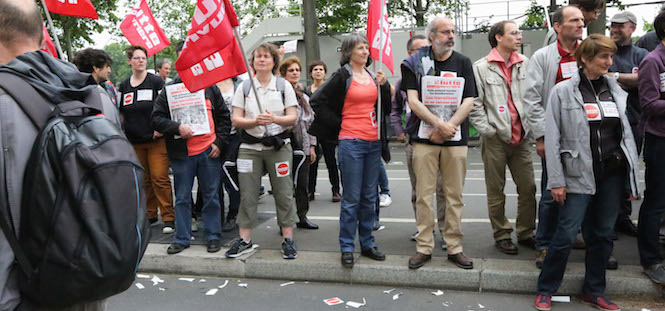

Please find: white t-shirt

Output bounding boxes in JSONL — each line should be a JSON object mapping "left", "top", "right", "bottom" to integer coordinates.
{"left": 221, "top": 88, "right": 236, "bottom": 134}
{"left": 231, "top": 76, "right": 297, "bottom": 151}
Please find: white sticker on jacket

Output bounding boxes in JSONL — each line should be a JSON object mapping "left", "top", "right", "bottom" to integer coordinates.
{"left": 137, "top": 89, "right": 153, "bottom": 102}
{"left": 266, "top": 123, "right": 282, "bottom": 136}
{"left": 585, "top": 103, "right": 601, "bottom": 121}
{"left": 237, "top": 159, "right": 253, "bottom": 173}
{"left": 600, "top": 101, "right": 619, "bottom": 118}
{"left": 275, "top": 161, "right": 290, "bottom": 177}
{"left": 497, "top": 104, "right": 507, "bottom": 113}
{"left": 632, "top": 67, "right": 639, "bottom": 74}
{"left": 123, "top": 93, "right": 134, "bottom": 106}
{"left": 560, "top": 61, "right": 578, "bottom": 79}
{"left": 660, "top": 73, "right": 665, "bottom": 92}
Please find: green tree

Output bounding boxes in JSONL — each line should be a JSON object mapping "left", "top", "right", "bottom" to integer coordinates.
{"left": 387, "top": 0, "right": 467, "bottom": 27}
{"left": 521, "top": 0, "right": 547, "bottom": 29}
{"left": 40, "top": 0, "right": 119, "bottom": 61}
{"left": 120, "top": 0, "right": 196, "bottom": 42}
{"left": 104, "top": 42, "right": 132, "bottom": 86}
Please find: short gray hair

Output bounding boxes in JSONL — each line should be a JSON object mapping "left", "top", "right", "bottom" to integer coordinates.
{"left": 339, "top": 33, "right": 372, "bottom": 67}
{"left": 426, "top": 17, "right": 452, "bottom": 42}
{"left": 156, "top": 58, "right": 171, "bottom": 70}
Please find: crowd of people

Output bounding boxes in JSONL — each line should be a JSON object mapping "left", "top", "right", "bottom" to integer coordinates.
{"left": 2, "top": 0, "right": 665, "bottom": 310}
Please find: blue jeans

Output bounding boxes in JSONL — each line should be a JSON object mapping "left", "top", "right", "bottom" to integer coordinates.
{"left": 537, "top": 165, "right": 624, "bottom": 296}
{"left": 378, "top": 161, "right": 390, "bottom": 194}
{"left": 338, "top": 139, "right": 381, "bottom": 252}
{"left": 535, "top": 158, "right": 558, "bottom": 250}
{"left": 171, "top": 147, "right": 222, "bottom": 245}
{"left": 638, "top": 133, "right": 665, "bottom": 267}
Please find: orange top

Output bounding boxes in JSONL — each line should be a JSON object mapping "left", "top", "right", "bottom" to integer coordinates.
{"left": 339, "top": 79, "right": 379, "bottom": 141}
{"left": 187, "top": 98, "right": 217, "bottom": 156}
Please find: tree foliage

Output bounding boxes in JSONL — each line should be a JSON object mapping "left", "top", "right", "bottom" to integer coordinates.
{"left": 40, "top": 0, "right": 119, "bottom": 60}
{"left": 387, "top": 0, "right": 465, "bottom": 27}
{"left": 521, "top": 0, "right": 547, "bottom": 29}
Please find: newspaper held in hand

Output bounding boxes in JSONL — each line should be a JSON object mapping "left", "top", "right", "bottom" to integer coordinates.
{"left": 417, "top": 76, "right": 465, "bottom": 142}
{"left": 165, "top": 83, "right": 211, "bottom": 138}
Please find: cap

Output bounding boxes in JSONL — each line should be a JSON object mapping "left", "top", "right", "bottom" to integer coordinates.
{"left": 610, "top": 11, "right": 637, "bottom": 25}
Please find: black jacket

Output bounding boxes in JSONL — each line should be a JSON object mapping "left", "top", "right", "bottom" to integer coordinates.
{"left": 151, "top": 77, "right": 231, "bottom": 160}
{"left": 309, "top": 64, "right": 392, "bottom": 162}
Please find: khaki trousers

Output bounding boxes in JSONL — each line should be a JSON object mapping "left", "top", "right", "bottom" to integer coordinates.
{"left": 133, "top": 139, "right": 175, "bottom": 222}
{"left": 413, "top": 143, "right": 467, "bottom": 255}
{"left": 481, "top": 135, "right": 536, "bottom": 241}
{"left": 405, "top": 142, "right": 445, "bottom": 236}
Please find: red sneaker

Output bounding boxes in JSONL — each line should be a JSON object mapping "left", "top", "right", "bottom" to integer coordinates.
{"left": 581, "top": 295, "right": 621, "bottom": 311}
{"left": 534, "top": 294, "right": 551, "bottom": 311}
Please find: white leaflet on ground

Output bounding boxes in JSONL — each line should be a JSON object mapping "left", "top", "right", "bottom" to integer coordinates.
{"left": 346, "top": 298, "right": 366, "bottom": 308}
{"left": 478, "top": 303, "right": 485, "bottom": 308}
{"left": 238, "top": 283, "right": 248, "bottom": 288}
{"left": 392, "top": 292, "right": 403, "bottom": 300}
{"left": 442, "top": 302, "right": 450, "bottom": 307}
{"left": 151, "top": 275, "right": 164, "bottom": 286}
{"left": 266, "top": 226, "right": 272, "bottom": 229}
{"left": 199, "top": 279, "right": 206, "bottom": 283}
{"left": 218, "top": 280, "right": 229, "bottom": 288}
{"left": 551, "top": 296, "right": 570, "bottom": 303}
{"left": 431, "top": 290, "right": 444, "bottom": 296}
{"left": 135, "top": 283, "right": 145, "bottom": 289}
{"left": 136, "top": 274, "right": 150, "bottom": 279}
{"left": 280, "top": 281, "right": 295, "bottom": 287}
{"left": 205, "top": 289, "right": 218, "bottom": 296}
{"left": 323, "top": 297, "right": 344, "bottom": 306}
{"left": 382, "top": 288, "right": 395, "bottom": 294}
{"left": 641, "top": 309, "right": 652, "bottom": 311}
{"left": 158, "top": 287, "right": 165, "bottom": 291}
{"left": 178, "top": 277, "right": 195, "bottom": 282}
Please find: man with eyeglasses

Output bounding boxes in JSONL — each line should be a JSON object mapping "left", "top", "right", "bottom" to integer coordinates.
{"left": 523, "top": 6, "right": 584, "bottom": 269}
{"left": 543, "top": 0, "right": 604, "bottom": 46}
{"left": 401, "top": 17, "right": 478, "bottom": 270}
{"left": 118, "top": 45, "right": 175, "bottom": 235}
{"left": 470, "top": 21, "right": 537, "bottom": 255}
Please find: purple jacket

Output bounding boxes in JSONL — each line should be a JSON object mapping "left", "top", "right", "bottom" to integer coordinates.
{"left": 390, "top": 78, "right": 409, "bottom": 136}
{"left": 638, "top": 43, "right": 665, "bottom": 137}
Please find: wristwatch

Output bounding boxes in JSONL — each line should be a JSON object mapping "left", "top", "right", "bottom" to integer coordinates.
{"left": 613, "top": 72, "right": 620, "bottom": 80}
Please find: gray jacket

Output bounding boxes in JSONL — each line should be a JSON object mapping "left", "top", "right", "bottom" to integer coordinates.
{"left": 545, "top": 72, "right": 640, "bottom": 196}
{"left": 523, "top": 42, "right": 565, "bottom": 140}
{"left": 0, "top": 51, "right": 119, "bottom": 310}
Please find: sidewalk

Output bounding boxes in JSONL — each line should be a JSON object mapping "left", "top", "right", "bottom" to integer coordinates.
{"left": 138, "top": 243, "right": 664, "bottom": 298}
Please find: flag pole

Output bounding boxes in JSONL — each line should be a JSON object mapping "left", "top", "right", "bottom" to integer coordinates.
{"left": 376, "top": 0, "right": 386, "bottom": 141}
{"left": 233, "top": 27, "right": 269, "bottom": 135}
{"left": 41, "top": 0, "right": 65, "bottom": 60}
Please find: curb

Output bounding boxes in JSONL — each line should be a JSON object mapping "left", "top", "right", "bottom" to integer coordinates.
{"left": 138, "top": 244, "right": 664, "bottom": 298}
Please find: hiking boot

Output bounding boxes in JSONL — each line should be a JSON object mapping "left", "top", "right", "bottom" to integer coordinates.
{"left": 207, "top": 239, "right": 221, "bottom": 253}
{"left": 534, "top": 294, "right": 551, "bottom": 311}
{"left": 167, "top": 243, "right": 189, "bottom": 255}
{"left": 281, "top": 238, "right": 298, "bottom": 259}
{"left": 643, "top": 263, "right": 665, "bottom": 285}
{"left": 225, "top": 238, "right": 253, "bottom": 258}
{"left": 222, "top": 217, "right": 237, "bottom": 232}
{"left": 518, "top": 236, "right": 537, "bottom": 250}
{"left": 536, "top": 249, "right": 547, "bottom": 269}
{"left": 495, "top": 239, "right": 518, "bottom": 255}
{"left": 341, "top": 252, "right": 354, "bottom": 268}
{"left": 408, "top": 252, "right": 431, "bottom": 269}
{"left": 581, "top": 295, "right": 621, "bottom": 311}
{"left": 447, "top": 252, "right": 473, "bottom": 269}
{"left": 162, "top": 221, "right": 175, "bottom": 234}
{"left": 361, "top": 247, "right": 385, "bottom": 261}
{"left": 332, "top": 192, "right": 342, "bottom": 202}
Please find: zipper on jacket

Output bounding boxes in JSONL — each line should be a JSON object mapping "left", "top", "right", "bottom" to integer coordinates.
{"left": 587, "top": 78, "right": 604, "bottom": 160}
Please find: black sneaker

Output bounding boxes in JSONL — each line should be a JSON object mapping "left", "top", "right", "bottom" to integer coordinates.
{"left": 149, "top": 218, "right": 159, "bottom": 226}
{"left": 207, "top": 239, "right": 222, "bottom": 253}
{"left": 282, "top": 238, "right": 298, "bottom": 259}
{"left": 222, "top": 218, "right": 237, "bottom": 232}
{"left": 225, "top": 238, "right": 253, "bottom": 258}
{"left": 167, "top": 243, "right": 189, "bottom": 254}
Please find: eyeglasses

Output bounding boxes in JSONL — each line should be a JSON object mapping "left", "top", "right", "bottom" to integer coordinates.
{"left": 132, "top": 57, "right": 147, "bottom": 61}
{"left": 509, "top": 30, "right": 524, "bottom": 36}
{"left": 437, "top": 29, "right": 456, "bottom": 36}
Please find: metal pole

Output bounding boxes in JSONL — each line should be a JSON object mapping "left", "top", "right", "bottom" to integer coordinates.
{"left": 377, "top": 0, "right": 387, "bottom": 141}
{"left": 233, "top": 27, "right": 269, "bottom": 135}
{"left": 41, "top": 0, "right": 64, "bottom": 60}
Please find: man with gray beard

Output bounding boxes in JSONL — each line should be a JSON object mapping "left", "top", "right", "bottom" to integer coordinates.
{"left": 400, "top": 17, "right": 478, "bottom": 270}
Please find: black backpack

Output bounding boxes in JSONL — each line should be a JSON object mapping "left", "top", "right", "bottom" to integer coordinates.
{"left": 0, "top": 73, "right": 150, "bottom": 308}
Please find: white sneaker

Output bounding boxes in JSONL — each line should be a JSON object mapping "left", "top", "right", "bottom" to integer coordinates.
{"left": 162, "top": 221, "right": 175, "bottom": 234}
{"left": 191, "top": 218, "right": 198, "bottom": 232}
{"left": 379, "top": 194, "right": 392, "bottom": 207}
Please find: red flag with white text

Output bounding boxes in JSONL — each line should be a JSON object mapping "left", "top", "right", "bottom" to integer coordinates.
{"left": 175, "top": 0, "right": 246, "bottom": 92}
{"left": 120, "top": 0, "right": 171, "bottom": 57}
{"left": 367, "top": 0, "right": 394, "bottom": 74}
{"left": 43, "top": 0, "right": 98, "bottom": 19}
{"left": 41, "top": 25, "right": 58, "bottom": 58}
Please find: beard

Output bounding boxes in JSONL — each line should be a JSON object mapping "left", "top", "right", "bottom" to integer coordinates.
{"left": 432, "top": 38, "right": 454, "bottom": 54}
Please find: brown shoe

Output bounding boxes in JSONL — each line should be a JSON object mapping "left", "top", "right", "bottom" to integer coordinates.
{"left": 535, "top": 249, "right": 547, "bottom": 269}
{"left": 447, "top": 252, "right": 473, "bottom": 269}
{"left": 408, "top": 252, "right": 431, "bottom": 269}
{"left": 332, "top": 192, "right": 342, "bottom": 202}
{"left": 495, "top": 239, "right": 518, "bottom": 255}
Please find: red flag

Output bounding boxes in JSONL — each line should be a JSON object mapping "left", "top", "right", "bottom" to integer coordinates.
{"left": 120, "top": 0, "right": 171, "bottom": 57}
{"left": 43, "top": 0, "right": 98, "bottom": 19}
{"left": 41, "top": 25, "right": 58, "bottom": 58}
{"left": 175, "top": 0, "right": 246, "bottom": 92}
{"left": 367, "top": 0, "right": 394, "bottom": 74}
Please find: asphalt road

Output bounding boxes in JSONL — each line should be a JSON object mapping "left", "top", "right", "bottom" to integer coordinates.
{"left": 107, "top": 274, "right": 664, "bottom": 311}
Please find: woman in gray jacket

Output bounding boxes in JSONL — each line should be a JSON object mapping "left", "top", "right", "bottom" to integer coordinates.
{"left": 534, "top": 34, "right": 640, "bottom": 311}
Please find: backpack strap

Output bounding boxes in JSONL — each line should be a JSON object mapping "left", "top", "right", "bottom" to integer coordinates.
{"left": 0, "top": 73, "right": 51, "bottom": 129}
{"left": 243, "top": 77, "right": 287, "bottom": 105}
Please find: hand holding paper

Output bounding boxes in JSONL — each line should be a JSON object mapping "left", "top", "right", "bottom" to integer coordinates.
{"left": 436, "top": 120, "right": 458, "bottom": 140}
{"left": 178, "top": 124, "right": 194, "bottom": 139}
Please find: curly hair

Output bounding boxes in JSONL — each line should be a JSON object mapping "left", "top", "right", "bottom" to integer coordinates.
{"left": 73, "top": 48, "right": 113, "bottom": 73}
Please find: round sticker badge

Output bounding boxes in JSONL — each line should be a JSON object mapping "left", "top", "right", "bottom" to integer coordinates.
{"left": 584, "top": 104, "right": 600, "bottom": 120}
